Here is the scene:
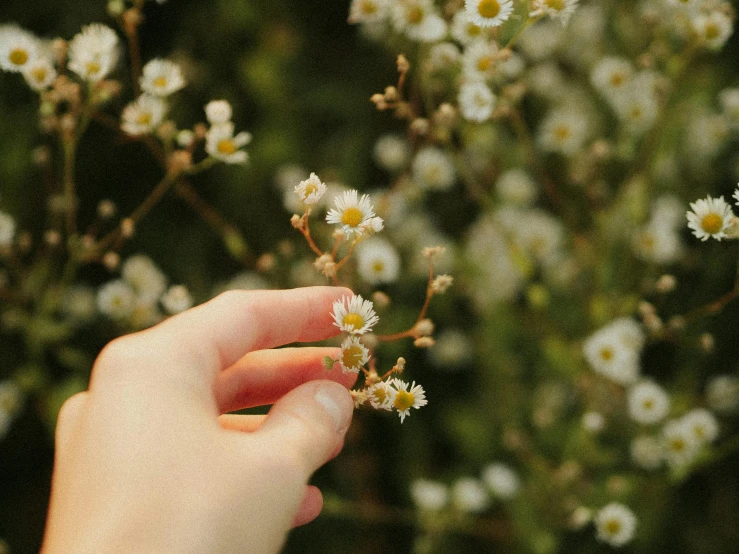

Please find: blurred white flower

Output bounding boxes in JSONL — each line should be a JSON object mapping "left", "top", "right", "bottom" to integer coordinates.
{"left": 594, "top": 503, "right": 637, "bottom": 547}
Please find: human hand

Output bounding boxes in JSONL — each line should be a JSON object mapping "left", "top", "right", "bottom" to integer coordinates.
{"left": 41, "top": 287, "right": 356, "bottom": 554}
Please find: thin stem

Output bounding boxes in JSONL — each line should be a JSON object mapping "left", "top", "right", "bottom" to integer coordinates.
{"left": 298, "top": 216, "right": 324, "bottom": 257}
{"left": 62, "top": 138, "right": 78, "bottom": 237}
{"left": 377, "top": 262, "right": 435, "bottom": 342}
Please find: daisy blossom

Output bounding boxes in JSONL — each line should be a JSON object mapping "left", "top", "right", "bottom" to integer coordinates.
{"left": 294, "top": 172, "right": 327, "bottom": 205}
{"left": 686, "top": 195, "right": 733, "bottom": 241}
{"left": 390, "top": 379, "right": 428, "bottom": 422}
{"left": 206, "top": 122, "right": 252, "bottom": 164}
{"left": 325, "top": 190, "right": 376, "bottom": 237}
{"left": 464, "top": 0, "right": 514, "bottom": 28}
{"left": 331, "top": 294, "right": 379, "bottom": 335}
{"left": 339, "top": 336, "right": 370, "bottom": 373}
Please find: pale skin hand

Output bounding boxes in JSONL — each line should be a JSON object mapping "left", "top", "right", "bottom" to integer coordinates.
{"left": 42, "top": 287, "right": 356, "bottom": 554}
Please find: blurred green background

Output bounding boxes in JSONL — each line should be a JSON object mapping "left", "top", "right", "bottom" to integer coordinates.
{"left": 2, "top": 1, "right": 739, "bottom": 553}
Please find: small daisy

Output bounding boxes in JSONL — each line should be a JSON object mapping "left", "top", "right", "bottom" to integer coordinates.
{"left": 692, "top": 12, "right": 733, "bottom": 51}
{"left": 367, "top": 380, "right": 395, "bottom": 410}
{"left": 390, "top": 379, "right": 427, "bottom": 422}
{"left": 412, "top": 146, "right": 456, "bottom": 191}
{"left": 686, "top": 195, "right": 734, "bottom": 241}
{"left": 67, "top": 24, "right": 120, "bottom": 82}
{"left": 294, "top": 172, "right": 327, "bottom": 205}
{"left": 496, "top": 169, "right": 537, "bottom": 206}
{"left": 681, "top": 408, "right": 719, "bottom": 444}
{"left": 706, "top": 375, "right": 739, "bottom": 413}
{"left": 339, "top": 336, "right": 370, "bottom": 373}
{"left": 530, "top": 0, "right": 580, "bottom": 26}
{"left": 628, "top": 381, "right": 670, "bottom": 425}
{"left": 594, "top": 503, "right": 637, "bottom": 547}
{"left": 662, "top": 418, "right": 700, "bottom": 467}
{"left": 326, "top": 190, "right": 376, "bottom": 237}
{"left": 537, "top": 108, "right": 589, "bottom": 156}
{"left": 462, "top": 39, "right": 499, "bottom": 81}
{"left": 464, "top": 0, "right": 514, "bottom": 28}
{"left": 458, "top": 81, "right": 496, "bottom": 122}
{"left": 348, "top": 0, "right": 390, "bottom": 24}
{"left": 97, "top": 279, "right": 136, "bottom": 320}
{"left": 331, "top": 294, "right": 380, "bottom": 335}
{"left": 160, "top": 285, "right": 193, "bottom": 315}
{"left": 373, "top": 134, "right": 411, "bottom": 172}
{"left": 410, "top": 479, "right": 449, "bottom": 511}
{"left": 451, "top": 477, "right": 490, "bottom": 513}
{"left": 206, "top": 122, "right": 252, "bottom": 164}
{"left": 205, "top": 100, "right": 233, "bottom": 125}
{"left": 0, "top": 25, "right": 40, "bottom": 73}
{"left": 590, "top": 56, "right": 633, "bottom": 100}
{"left": 22, "top": 57, "right": 57, "bottom": 91}
{"left": 0, "top": 211, "right": 16, "bottom": 247}
{"left": 121, "top": 255, "right": 167, "bottom": 305}
{"left": 451, "top": 11, "right": 486, "bottom": 45}
{"left": 140, "top": 58, "right": 186, "bottom": 97}
{"left": 121, "top": 94, "right": 168, "bottom": 136}
{"left": 613, "top": 89, "right": 659, "bottom": 135}
{"left": 583, "top": 320, "right": 642, "bottom": 386}
{"left": 481, "top": 463, "right": 520, "bottom": 499}
{"left": 391, "top": 0, "right": 447, "bottom": 42}
{"left": 356, "top": 238, "right": 400, "bottom": 285}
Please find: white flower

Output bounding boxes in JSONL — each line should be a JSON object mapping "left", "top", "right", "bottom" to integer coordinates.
{"left": 206, "top": 122, "right": 252, "bottom": 164}
{"left": 428, "top": 42, "right": 461, "bottom": 70}
{"left": 681, "top": 408, "right": 719, "bottom": 444}
{"left": 451, "top": 11, "right": 487, "bottom": 45}
{"left": 692, "top": 12, "right": 733, "bottom": 51}
{"left": 458, "top": 81, "right": 496, "bottom": 123}
{"left": 410, "top": 479, "right": 449, "bottom": 511}
{"left": 537, "top": 108, "right": 589, "bottom": 156}
{"left": 464, "top": 0, "right": 514, "bottom": 28}
{"left": 719, "top": 88, "right": 739, "bottom": 129}
{"left": 391, "top": 0, "right": 447, "bottom": 42}
{"left": 326, "top": 190, "right": 376, "bottom": 237}
{"left": 97, "top": 279, "right": 136, "bottom": 319}
{"left": 496, "top": 169, "right": 537, "bottom": 206}
{"left": 121, "top": 254, "right": 167, "bottom": 305}
{"left": 356, "top": 238, "right": 400, "bottom": 285}
{"left": 348, "top": 0, "right": 390, "bottom": 24}
{"left": 68, "top": 23, "right": 120, "bottom": 82}
{"left": 62, "top": 285, "right": 97, "bottom": 323}
{"left": 331, "top": 294, "right": 379, "bottom": 335}
{"left": 613, "top": 88, "right": 659, "bottom": 135}
{"left": 581, "top": 411, "right": 605, "bottom": 433}
{"left": 121, "top": 94, "right": 167, "bottom": 136}
{"left": 427, "top": 329, "right": 473, "bottom": 368}
{"left": 631, "top": 223, "right": 684, "bottom": 265}
{"left": 594, "top": 503, "right": 637, "bottom": 547}
{"left": 513, "top": 209, "right": 565, "bottom": 265}
{"left": 462, "top": 39, "right": 498, "bottom": 81}
{"left": 140, "top": 58, "right": 185, "bottom": 97}
{"left": 630, "top": 435, "right": 663, "bottom": 470}
{"left": 0, "top": 211, "right": 16, "bottom": 247}
{"left": 530, "top": 0, "right": 579, "bottom": 26}
{"left": 339, "top": 336, "right": 369, "bottom": 373}
{"left": 367, "top": 380, "right": 395, "bottom": 410}
{"left": 294, "top": 172, "right": 327, "bottom": 205}
{"left": 662, "top": 418, "right": 700, "bottom": 467}
{"left": 22, "top": 56, "right": 57, "bottom": 91}
{"left": 390, "top": 379, "right": 428, "bottom": 422}
{"left": 628, "top": 381, "right": 670, "bottom": 425}
{"left": 160, "top": 285, "right": 193, "bottom": 315}
{"left": 0, "top": 25, "right": 40, "bottom": 73}
{"left": 412, "top": 147, "right": 456, "bottom": 191}
{"left": 686, "top": 195, "right": 734, "bottom": 241}
{"left": 583, "top": 319, "right": 643, "bottom": 386}
{"left": 590, "top": 56, "right": 633, "bottom": 100}
{"left": 706, "top": 375, "right": 739, "bottom": 413}
{"left": 481, "top": 463, "right": 520, "bottom": 499}
{"left": 373, "top": 134, "right": 411, "bottom": 172}
{"left": 451, "top": 477, "right": 490, "bottom": 513}
{"left": 205, "top": 100, "right": 233, "bottom": 125}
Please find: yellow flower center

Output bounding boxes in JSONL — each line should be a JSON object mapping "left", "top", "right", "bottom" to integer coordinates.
{"left": 360, "top": 0, "right": 378, "bottom": 14}
{"left": 407, "top": 5, "right": 424, "bottom": 24}
{"left": 553, "top": 125, "right": 571, "bottom": 141}
{"left": 467, "top": 24, "right": 482, "bottom": 37}
{"left": 9, "top": 48, "right": 28, "bottom": 66}
{"left": 605, "top": 519, "right": 622, "bottom": 535}
{"left": 136, "top": 112, "right": 152, "bottom": 125}
{"left": 609, "top": 72, "right": 625, "bottom": 87}
{"left": 372, "top": 386, "right": 388, "bottom": 404}
{"left": 394, "top": 389, "right": 415, "bottom": 411}
{"left": 342, "top": 345, "right": 366, "bottom": 369}
{"left": 217, "top": 139, "right": 237, "bottom": 155}
{"left": 372, "top": 260, "right": 385, "bottom": 273}
{"left": 544, "top": 0, "right": 565, "bottom": 11}
{"left": 31, "top": 67, "right": 48, "bottom": 83}
{"left": 701, "top": 213, "right": 723, "bottom": 234}
{"left": 693, "top": 425, "right": 705, "bottom": 439}
{"left": 630, "top": 106, "right": 643, "bottom": 120}
{"left": 341, "top": 207, "right": 364, "bottom": 227}
{"left": 670, "top": 438, "right": 685, "bottom": 452}
{"left": 478, "top": 0, "right": 501, "bottom": 18}
{"left": 86, "top": 61, "right": 101, "bottom": 76}
{"left": 343, "top": 313, "right": 365, "bottom": 330}
{"left": 154, "top": 76, "right": 168, "bottom": 89}
{"left": 705, "top": 23, "right": 720, "bottom": 41}
{"left": 477, "top": 55, "right": 493, "bottom": 71}
{"left": 599, "top": 347, "right": 614, "bottom": 361}
{"left": 642, "top": 398, "right": 654, "bottom": 410}
{"left": 304, "top": 183, "right": 318, "bottom": 196}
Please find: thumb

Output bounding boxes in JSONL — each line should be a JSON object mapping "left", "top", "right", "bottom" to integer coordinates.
{"left": 254, "top": 380, "right": 354, "bottom": 478}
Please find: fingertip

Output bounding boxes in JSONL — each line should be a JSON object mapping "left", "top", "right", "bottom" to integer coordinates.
{"left": 291, "top": 486, "right": 323, "bottom": 527}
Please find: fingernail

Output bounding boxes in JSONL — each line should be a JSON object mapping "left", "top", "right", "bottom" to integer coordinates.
{"left": 315, "top": 385, "right": 350, "bottom": 433}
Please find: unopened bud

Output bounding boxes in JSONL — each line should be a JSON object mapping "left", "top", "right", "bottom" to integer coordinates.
{"left": 290, "top": 214, "right": 304, "bottom": 230}
{"left": 421, "top": 246, "right": 445, "bottom": 260}
{"left": 256, "top": 253, "right": 276, "bottom": 272}
{"left": 120, "top": 218, "right": 135, "bottom": 238}
{"left": 371, "top": 291, "right": 390, "bottom": 308}
{"left": 414, "top": 318, "right": 434, "bottom": 337}
{"left": 700, "top": 333, "right": 715, "bottom": 353}
{"left": 431, "top": 274, "right": 453, "bottom": 294}
{"left": 97, "top": 199, "right": 116, "bottom": 219}
{"left": 656, "top": 274, "right": 677, "bottom": 294}
{"left": 410, "top": 118, "right": 430, "bottom": 135}
{"left": 102, "top": 251, "right": 120, "bottom": 271}
{"left": 414, "top": 336, "right": 435, "bottom": 348}
{"left": 397, "top": 54, "right": 410, "bottom": 73}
